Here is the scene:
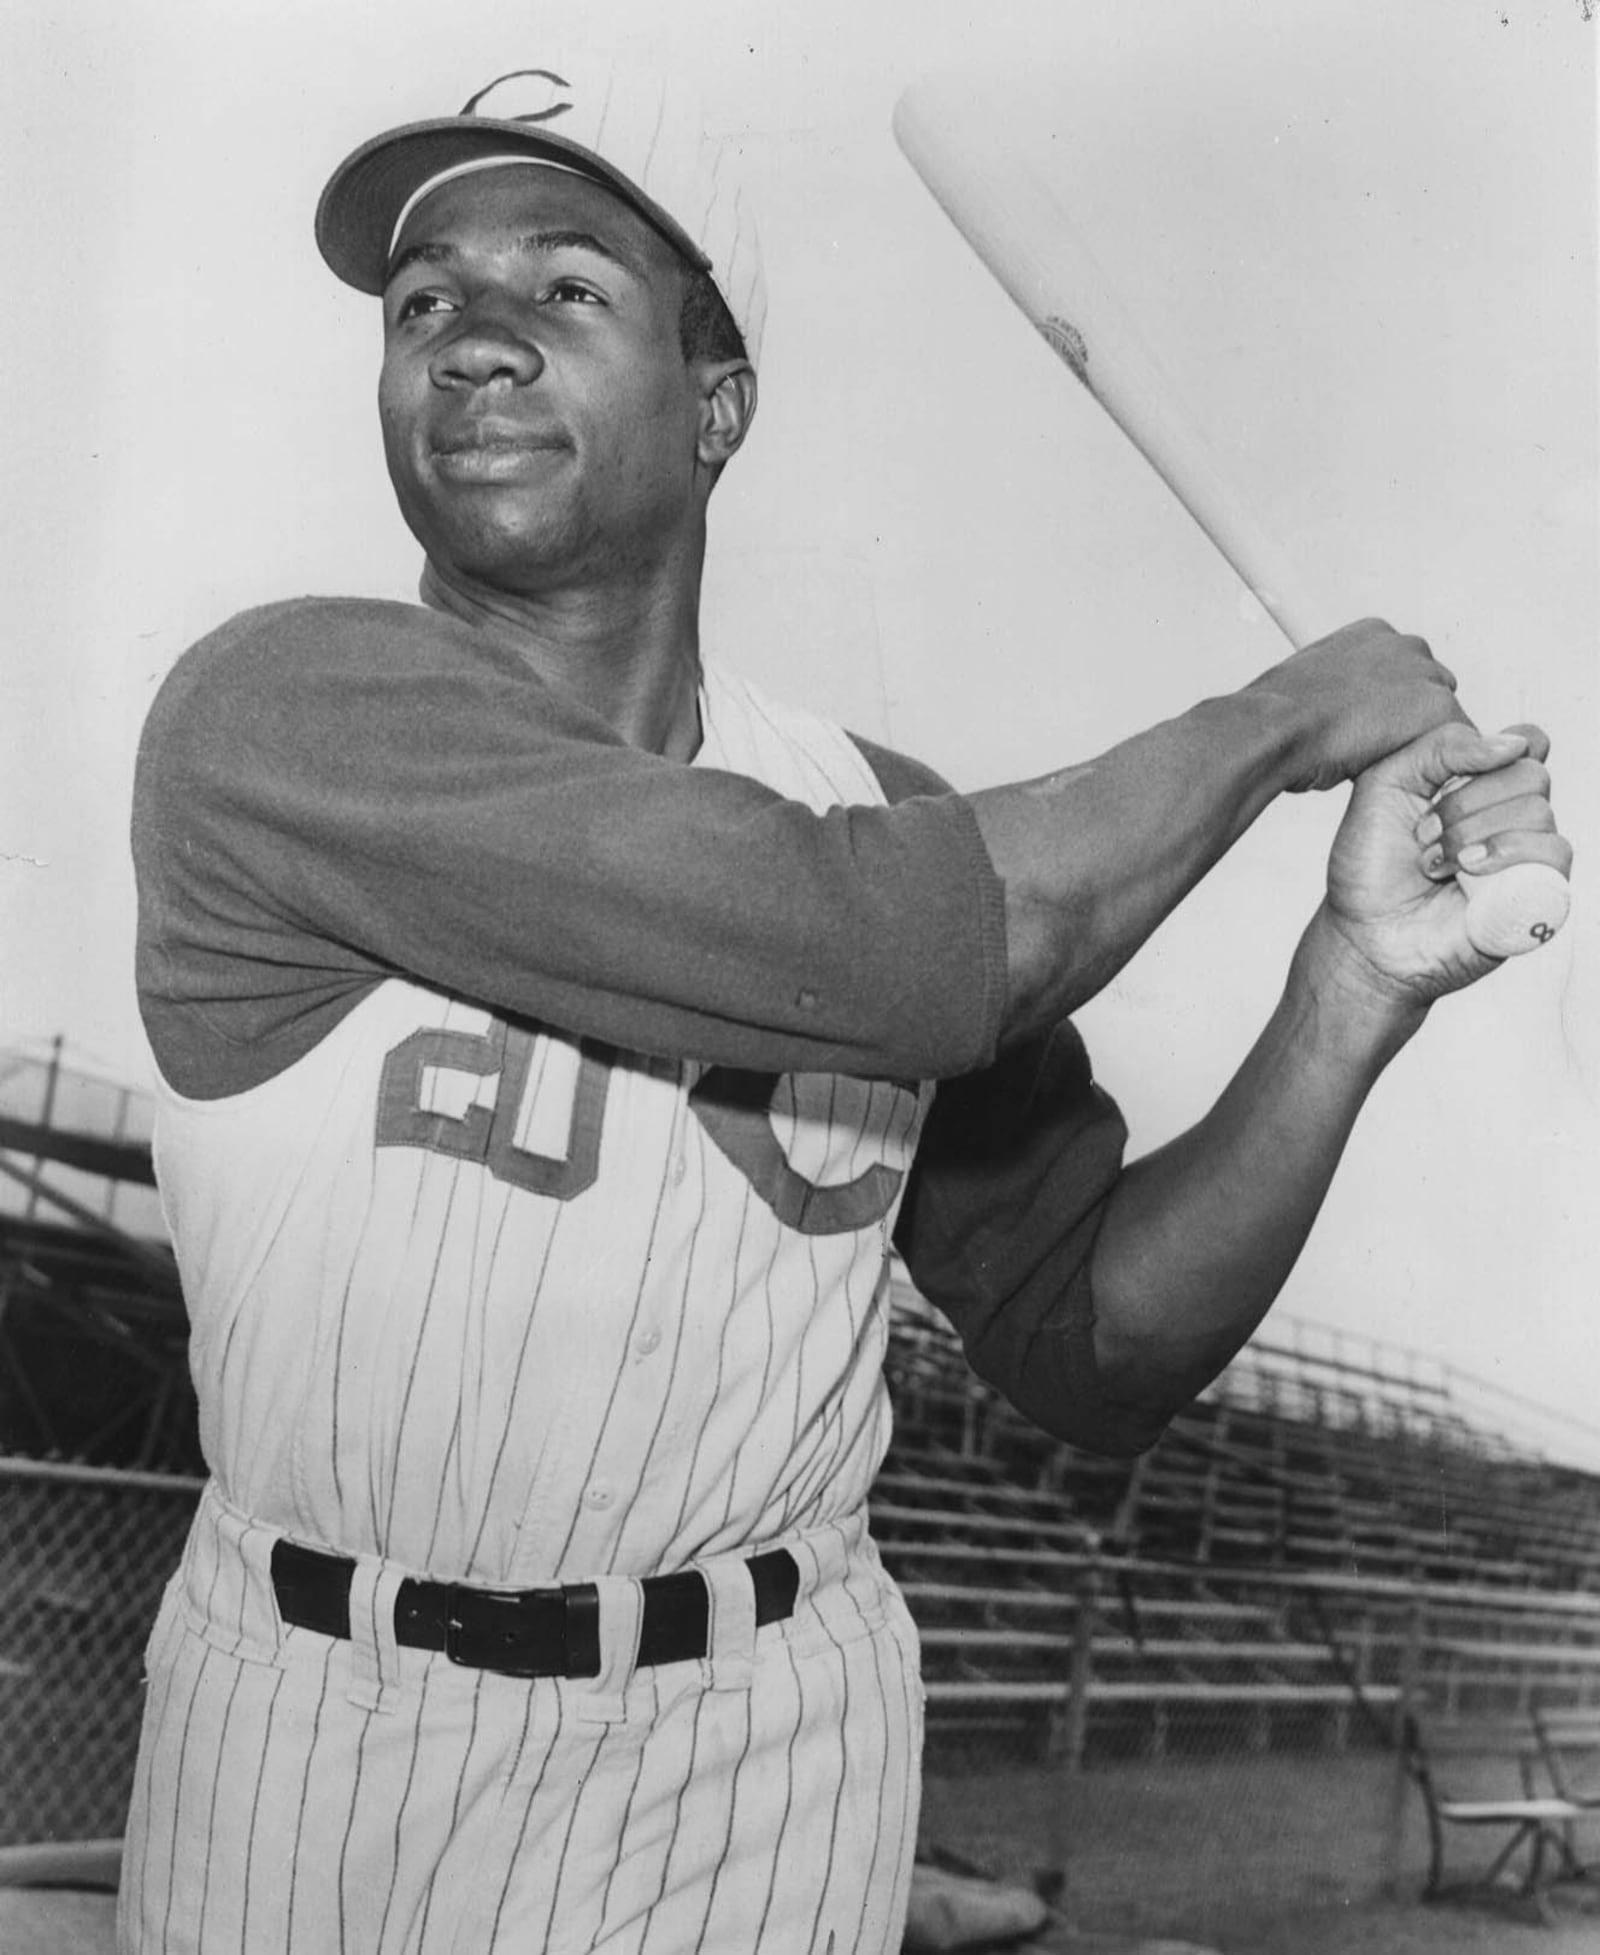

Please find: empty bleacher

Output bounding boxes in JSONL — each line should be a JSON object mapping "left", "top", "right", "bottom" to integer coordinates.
{"left": 877, "top": 1276, "right": 1600, "bottom": 1764}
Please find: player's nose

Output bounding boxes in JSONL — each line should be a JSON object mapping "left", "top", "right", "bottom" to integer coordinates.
{"left": 431, "top": 307, "right": 545, "bottom": 390}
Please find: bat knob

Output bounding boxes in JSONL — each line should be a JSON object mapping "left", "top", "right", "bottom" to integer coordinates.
{"left": 1460, "top": 861, "right": 1571, "bottom": 958}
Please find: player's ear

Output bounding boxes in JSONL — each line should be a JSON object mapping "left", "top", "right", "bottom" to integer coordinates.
{"left": 696, "top": 361, "right": 757, "bottom": 471}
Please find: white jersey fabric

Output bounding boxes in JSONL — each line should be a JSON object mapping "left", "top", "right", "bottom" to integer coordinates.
{"left": 119, "top": 660, "right": 931, "bottom": 1954}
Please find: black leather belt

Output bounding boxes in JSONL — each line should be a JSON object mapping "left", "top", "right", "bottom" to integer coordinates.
{"left": 270, "top": 1539, "right": 800, "bottom": 1680}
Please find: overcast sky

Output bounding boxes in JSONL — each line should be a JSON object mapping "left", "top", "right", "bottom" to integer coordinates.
{"left": 2, "top": 0, "right": 1596, "bottom": 1453}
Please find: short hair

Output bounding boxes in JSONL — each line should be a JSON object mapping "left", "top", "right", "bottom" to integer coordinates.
{"left": 678, "top": 264, "right": 748, "bottom": 365}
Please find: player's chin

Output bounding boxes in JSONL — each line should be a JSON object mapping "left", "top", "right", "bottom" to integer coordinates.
{"left": 414, "top": 499, "right": 580, "bottom": 589}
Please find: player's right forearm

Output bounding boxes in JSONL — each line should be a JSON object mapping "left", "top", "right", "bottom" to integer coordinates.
{"left": 970, "top": 687, "right": 1301, "bottom": 1041}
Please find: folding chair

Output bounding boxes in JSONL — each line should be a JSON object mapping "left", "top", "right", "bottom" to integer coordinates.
{"left": 1530, "top": 1702, "right": 1600, "bottom": 1885}
{"left": 1404, "top": 1711, "right": 1587, "bottom": 1923}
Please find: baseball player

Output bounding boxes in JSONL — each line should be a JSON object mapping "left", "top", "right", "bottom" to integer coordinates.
{"left": 119, "top": 59, "right": 1568, "bottom": 1955}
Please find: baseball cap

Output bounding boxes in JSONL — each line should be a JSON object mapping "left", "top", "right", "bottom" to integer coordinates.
{"left": 315, "top": 64, "right": 766, "bottom": 361}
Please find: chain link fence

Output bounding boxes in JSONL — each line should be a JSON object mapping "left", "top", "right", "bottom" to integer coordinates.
{"left": 0, "top": 1458, "right": 200, "bottom": 1847}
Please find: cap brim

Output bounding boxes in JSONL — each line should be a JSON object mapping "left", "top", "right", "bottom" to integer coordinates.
{"left": 315, "top": 117, "right": 713, "bottom": 294}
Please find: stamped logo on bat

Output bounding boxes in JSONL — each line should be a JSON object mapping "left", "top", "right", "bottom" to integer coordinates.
{"left": 1040, "top": 315, "right": 1091, "bottom": 385}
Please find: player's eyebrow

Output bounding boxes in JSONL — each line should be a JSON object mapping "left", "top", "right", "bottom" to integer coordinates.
{"left": 385, "top": 229, "right": 647, "bottom": 289}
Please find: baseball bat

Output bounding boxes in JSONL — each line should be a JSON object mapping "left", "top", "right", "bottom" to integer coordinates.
{"left": 891, "top": 73, "right": 1569, "bottom": 960}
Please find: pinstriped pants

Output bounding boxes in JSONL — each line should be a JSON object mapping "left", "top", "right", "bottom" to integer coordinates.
{"left": 117, "top": 1491, "right": 924, "bottom": 1953}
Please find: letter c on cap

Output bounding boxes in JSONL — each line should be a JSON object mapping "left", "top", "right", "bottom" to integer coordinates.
{"left": 459, "top": 69, "right": 576, "bottom": 126}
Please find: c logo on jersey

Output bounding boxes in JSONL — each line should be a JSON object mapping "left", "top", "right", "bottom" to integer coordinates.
{"left": 375, "top": 1019, "right": 918, "bottom": 1236}
{"left": 688, "top": 1068, "right": 907, "bottom": 1236}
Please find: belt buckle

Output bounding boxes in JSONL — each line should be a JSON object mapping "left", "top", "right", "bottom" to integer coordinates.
{"left": 443, "top": 1582, "right": 566, "bottom": 1679}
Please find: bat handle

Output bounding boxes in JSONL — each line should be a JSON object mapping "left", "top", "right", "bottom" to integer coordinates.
{"left": 1164, "top": 509, "right": 1571, "bottom": 962}
{"left": 1272, "top": 587, "right": 1568, "bottom": 960}
{"left": 1169, "top": 578, "right": 1569, "bottom": 959}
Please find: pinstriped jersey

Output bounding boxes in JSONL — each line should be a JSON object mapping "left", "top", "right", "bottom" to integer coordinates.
{"left": 152, "top": 659, "right": 932, "bottom": 1584}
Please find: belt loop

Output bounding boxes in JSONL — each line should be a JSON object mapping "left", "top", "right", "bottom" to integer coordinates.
{"left": 232, "top": 1521, "right": 288, "bottom": 1664}
{"left": 575, "top": 1575, "right": 643, "bottom": 1724}
{"left": 701, "top": 1555, "right": 757, "bottom": 1693}
{"left": 188, "top": 1487, "right": 284, "bottom": 1665}
{"left": 345, "top": 1559, "right": 405, "bottom": 1714}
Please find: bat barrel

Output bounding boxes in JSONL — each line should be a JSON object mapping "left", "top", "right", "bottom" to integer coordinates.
{"left": 892, "top": 72, "right": 1569, "bottom": 959}
{"left": 892, "top": 75, "right": 1325, "bottom": 642}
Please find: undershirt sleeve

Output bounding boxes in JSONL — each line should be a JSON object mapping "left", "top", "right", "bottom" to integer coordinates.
{"left": 133, "top": 598, "right": 1008, "bottom": 1098}
{"left": 892, "top": 1022, "right": 1157, "bottom": 1457}
{"left": 854, "top": 734, "right": 1151, "bottom": 1456}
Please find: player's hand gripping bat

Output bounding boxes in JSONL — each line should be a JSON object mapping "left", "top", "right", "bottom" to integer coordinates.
{"left": 892, "top": 73, "right": 1570, "bottom": 960}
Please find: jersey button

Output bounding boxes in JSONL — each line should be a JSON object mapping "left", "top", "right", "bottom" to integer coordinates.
{"left": 671, "top": 1155, "right": 688, "bottom": 1187}
{"left": 635, "top": 1326, "right": 662, "bottom": 1357}
{"left": 585, "top": 1483, "right": 614, "bottom": 1510}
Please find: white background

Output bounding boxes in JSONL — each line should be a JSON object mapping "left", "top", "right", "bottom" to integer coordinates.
{"left": 2, "top": 1, "right": 1595, "bottom": 1450}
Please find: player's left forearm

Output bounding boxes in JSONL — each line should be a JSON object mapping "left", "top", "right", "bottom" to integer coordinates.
{"left": 1083, "top": 907, "right": 1428, "bottom": 1426}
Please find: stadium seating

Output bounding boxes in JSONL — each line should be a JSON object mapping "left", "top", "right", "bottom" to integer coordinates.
{"left": 879, "top": 1276, "right": 1600, "bottom": 1765}
{"left": 884, "top": 1276, "right": 1600, "bottom": 1590}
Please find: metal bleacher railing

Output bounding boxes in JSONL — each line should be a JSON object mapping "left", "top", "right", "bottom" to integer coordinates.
{"left": 1212, "top": 1308, "right": 1600, "bottom": 1482}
